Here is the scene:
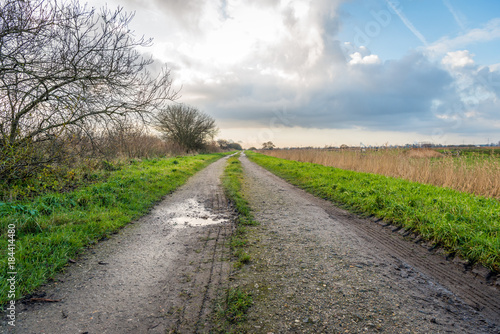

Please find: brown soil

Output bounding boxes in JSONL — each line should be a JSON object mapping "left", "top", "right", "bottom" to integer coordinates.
{"left": 227, "top": 154, "right": 500, "bottom": 333}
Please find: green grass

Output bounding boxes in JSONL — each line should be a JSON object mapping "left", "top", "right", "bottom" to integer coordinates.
{"left": 222, "top": 153, "right": 258, "bottom": 268}
{"left": 437, "top": 147, "right": 500, "bottom": 157}
{"left": 0, "top": 153, "right": 229, "bottom": 305}
{"left": 246, "top": 151, "right": 500, "bottom": 272}
{"left": 215, "top": 287, "right": 253, "bottom": 325}
{"left": 213, "top": 153, "right": 256, "bottom": 332}
{"left": 222, "top": 154, "right": 257, "bottom": 227}
{"left": 0, "top": 159, "right": 116, "bottom": 202}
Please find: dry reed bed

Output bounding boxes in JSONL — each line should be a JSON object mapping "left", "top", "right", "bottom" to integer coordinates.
{"left": 259, "top": 149, "right": 500, "bottom": 200}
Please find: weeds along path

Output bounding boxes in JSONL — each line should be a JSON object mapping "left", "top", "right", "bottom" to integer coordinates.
{"left": 236, "top": 154, "right": 500, "bottom": 333}
{"left": 6, "top": 156, "right": 234, "bottom": 333}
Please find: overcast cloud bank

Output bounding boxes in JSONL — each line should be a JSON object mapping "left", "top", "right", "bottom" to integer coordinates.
{"left": 88, "top": 0, "right": 500, "bottom": 145}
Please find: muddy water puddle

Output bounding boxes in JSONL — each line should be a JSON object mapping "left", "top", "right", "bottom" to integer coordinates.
{"left": 161, "top": 198, "right": 228, "bottom": 228}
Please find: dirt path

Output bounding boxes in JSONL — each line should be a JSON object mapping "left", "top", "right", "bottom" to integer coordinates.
{"left": 232, "top": 154, "right": 500, "bottom": 333}
{"left": 4, "top": 156, "right": 234, "bottom": 334}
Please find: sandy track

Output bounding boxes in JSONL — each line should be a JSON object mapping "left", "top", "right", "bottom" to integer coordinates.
{"left": 4, "top": 156, "right": 233, "bottom": 334}
{"left": 233, "top": 154, "right": 500, "bottom": 333}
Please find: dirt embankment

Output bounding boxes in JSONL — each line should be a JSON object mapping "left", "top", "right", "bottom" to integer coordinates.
{"left": 229, "top": 155, "right": 499, "bottom": 333}
{"left": 3, "top": 156, "right": 234, "bottom": 334}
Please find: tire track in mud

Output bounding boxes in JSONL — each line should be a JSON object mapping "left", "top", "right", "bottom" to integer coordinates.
{"left": 237, "top": 155, "right": 499, "bottom": 333}
{"left": 305, "top": 179, "right": 500, "bottom": 323}
{"left": 5, "top": 156, "right": 234, "bottom": 334}
{"left": 195, "top": 226, "right": 222, "bottom": 330}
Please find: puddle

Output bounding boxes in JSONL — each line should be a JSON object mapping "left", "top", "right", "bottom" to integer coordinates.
{"left": 166, "top": 198, "right": 227, "bottom": 228}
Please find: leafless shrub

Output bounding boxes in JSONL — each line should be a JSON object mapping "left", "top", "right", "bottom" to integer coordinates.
{"left": 97, "top": 120, "right": 180, "bottom": 159}
{"left": 0, "top": 0, "right": 177, "bottom": 181}
{"left": 155, "top": 104, "right": 218, "bottom": 153}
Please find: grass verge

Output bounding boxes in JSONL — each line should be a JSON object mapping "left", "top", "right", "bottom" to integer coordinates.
{"left": 214, "top": 153, "right": 257, "bottom": 331}
{"left": 246, "top": 151, "right": 500, "bottom": 272}
{"left": 0, "top": 153, "right": 229, "bottom": 306}
{"left": 222, "top": 153, "right": 258, "bottom": 268}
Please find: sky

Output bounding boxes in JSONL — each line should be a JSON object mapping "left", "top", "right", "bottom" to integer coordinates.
{"left": 86, "top": 0, "right": 500, "bottom": 148}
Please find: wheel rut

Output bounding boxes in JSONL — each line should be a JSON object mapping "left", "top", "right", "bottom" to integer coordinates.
{"left": 313, "top": 190, "right": 500, "bottom": 321}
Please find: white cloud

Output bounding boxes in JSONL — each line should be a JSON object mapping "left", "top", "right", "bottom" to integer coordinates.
{"left": 427, "top": 18, "right": 500, "bottom": 55}
{"left": 464, "top": 110, "right": 479, "bottom": 118}
{"left": 348, "top": 52, "right": 381, "bottom": 65}
{"left": 83, "top": 0, "right": 500, "bottom": 145}
{"left": 442, "top": 50, "right": 475, "bottom": 68}
{"left": 154, "top": 0, "right": 336, "bottom": 88}
{"left": 489, "top": 63, "right": 500, "bottom": 72}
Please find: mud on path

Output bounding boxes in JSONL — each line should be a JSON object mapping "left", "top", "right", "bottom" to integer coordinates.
{"left": 233, "top": 154, "right": 500, "bottom": 333}
{"left": 4, "top": 156, "right": 234, "bottom": 334}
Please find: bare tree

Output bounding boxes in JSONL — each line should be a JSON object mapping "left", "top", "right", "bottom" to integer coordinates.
{"left": 0, "top": 0, "right": 177, "bottom": 180}
{"left": 156, "top": 104, "right": 218, "bottom": 152}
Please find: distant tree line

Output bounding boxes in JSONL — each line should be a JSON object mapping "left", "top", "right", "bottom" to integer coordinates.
{"left": 217, "top": 139, "right": 242, "bottom": 151}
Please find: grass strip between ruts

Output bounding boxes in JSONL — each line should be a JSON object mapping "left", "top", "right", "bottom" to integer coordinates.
{"left": 0, "top": 153, "right": 230, "bottom": 306}
{"left": 246, "top": 151, "right": 500, "bottom": 273}
{"left": 214, "top": 153, "right": 255, "bottom": 331}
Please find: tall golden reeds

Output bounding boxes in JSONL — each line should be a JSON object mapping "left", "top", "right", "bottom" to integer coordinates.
{"left": 260, "top": 148, "right": 500, "bottom": 200}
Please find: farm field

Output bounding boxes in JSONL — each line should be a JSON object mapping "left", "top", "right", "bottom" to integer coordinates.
{"left": 246, "top": 151, "right": 500, "bottom": 272}
{"left": 259, "top": 148, "right": 500, "bottom": 200}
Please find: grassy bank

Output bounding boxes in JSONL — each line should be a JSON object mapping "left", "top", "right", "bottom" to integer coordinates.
{"left": 214, "top": 153, "right": 255, "bottom": 331}
{"left": 247, "top": 151, "right": 500, "bottom": 272}
{"left": 0, "top": 153, "right": 229, "bottom": 305}
{"left": 259, "top": 148, "right": 500, "bottom": 200}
